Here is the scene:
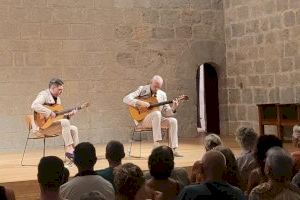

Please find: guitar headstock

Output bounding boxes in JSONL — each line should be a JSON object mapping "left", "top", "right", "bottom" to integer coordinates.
{"left": 79, "top": 102, "right": 90, "bottom": 109}
{"left": 177, "top": 95, "right": 189, "bottom": 101}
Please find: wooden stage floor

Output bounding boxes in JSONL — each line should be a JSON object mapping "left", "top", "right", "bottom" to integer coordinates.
{"left": 0, "top": 136, "right": 297, "bottom": 199}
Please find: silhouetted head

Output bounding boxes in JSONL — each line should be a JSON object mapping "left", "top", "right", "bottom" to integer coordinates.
{"left": 148, "top": 145, "right": 174, "bottom": 180}
{"left": 74, "top": 142, "right": 97, "bottom": 171}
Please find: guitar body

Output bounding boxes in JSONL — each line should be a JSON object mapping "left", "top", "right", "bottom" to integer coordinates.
{"left": 129, "top": 97, "right": 160, "bottom": 122}
{"left": 34, "top": 104, "right": 65, "bottom": 130}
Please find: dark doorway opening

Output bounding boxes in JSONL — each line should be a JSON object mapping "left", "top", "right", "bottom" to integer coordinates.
{"left": 196, "top": 63, "right": 220, "bottom": 135}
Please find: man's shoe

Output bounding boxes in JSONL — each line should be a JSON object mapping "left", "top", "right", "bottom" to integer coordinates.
{"left": 65, "top": 152, "right": 74, "bottom": 161}
{"left": 153, "top": 141, "right": 161, "bottom": 148}
{"left": 173, "top": 149, "right": 183, "bottom": 157}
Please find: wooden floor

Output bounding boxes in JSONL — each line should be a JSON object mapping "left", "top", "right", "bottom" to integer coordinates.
{"left": 0, "top": 136, "right": 297, "bottom": 200}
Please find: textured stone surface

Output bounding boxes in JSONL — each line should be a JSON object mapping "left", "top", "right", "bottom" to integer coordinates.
{"left": 0, "top": 0, "right": 226, "bottom": 151}
{"left": 224, "top": 0, "right": 300, "bottom": 136}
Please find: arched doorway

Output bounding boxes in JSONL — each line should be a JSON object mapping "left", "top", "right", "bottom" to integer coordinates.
{"left": 196, "top": 63, "right": 220, "bottom": 134}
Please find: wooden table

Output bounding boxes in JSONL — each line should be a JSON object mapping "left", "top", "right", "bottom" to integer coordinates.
{"left": 257, "top": 103, "right": 300, "bottom": 140}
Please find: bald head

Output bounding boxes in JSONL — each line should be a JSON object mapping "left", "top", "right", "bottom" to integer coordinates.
{"left": 150, "top": 75, "right": 163, "bottom": 93}
{"left": 265, "top": 147, "right": 293, "bottom": 181}
{"left": 202, "top": 150, "right": 226, "bottom": 181}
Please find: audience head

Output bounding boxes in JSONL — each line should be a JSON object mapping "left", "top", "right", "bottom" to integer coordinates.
{"left": 105, "top": 140, "right": 125, "bottom": 164}
{"left": 254, "top": 135, "right": 282, "bottom": 172}
{"left": 38, "top": 156, "right": 65, "bottom": 192}
{"left": 235, "top": 127, "right": 257, "bottom": 151}
{"left": 214, "top": 146, "right": 241, "bottom": 187}
{"left": 74, "top": 142, "right": 97, "bottom": 171}
{"left": 265, "top": 147, "right": 293, "bottom": 182}
{"left": 62, "top": 167, "right": 70, "bottom": 184}
{"left": 114, "top": 163, "right": 145, "bottom": 200}
{"left": 80, "top": 191, "right": 106, "bottom": 200}
{"left": 201, "top": 150, "right": 226, "bottom": 181}
{"left": 204, "top": 133, "right": 223, "bottom": 151}
{"left": 148, "top": 145, "right": 174, "bottom": 180}
{"left": 293, "top": 125, "right": 300, "bottom": 137}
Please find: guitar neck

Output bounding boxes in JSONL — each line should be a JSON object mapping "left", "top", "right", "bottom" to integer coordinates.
{"left": 55, "top": 107, "right": 81, "bottom": 116}
{"left": 150, "top": 100, "right": 173, "bottom": 108}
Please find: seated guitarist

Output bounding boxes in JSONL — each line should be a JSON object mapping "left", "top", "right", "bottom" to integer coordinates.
{"left": 31, "top": 78, "right": 79, "bottom": 160}
{"left": 123, "top": 75, "right": 182, "bottom": 157}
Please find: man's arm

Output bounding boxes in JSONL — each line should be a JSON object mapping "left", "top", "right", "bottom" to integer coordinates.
{"left": 31, "top": 93, "right": 52, "bottom": 118}
{"left": 123, "top": 86, "right": 144, "bottom": 107}
{"left": 161, "top": 93, "right": 176, "bottom": 117}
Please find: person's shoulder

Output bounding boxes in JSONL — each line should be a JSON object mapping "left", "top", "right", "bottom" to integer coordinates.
{"left": 37, "top": 89, "right": 50, "bottom": 97}
{"left": 92, "top": 175, "right": 114, "bottom": 188}
{"left": 173, "top": 167, "right": 188, "bottom": 174}
{"left": 157, "top": 89, "right": 166, "bottom": 95}
{"left": 250, "top": 182, "right": 270, "bottom": 195}
{"left": 95, "top": 167, "right": 112, "bottom": 175}
{"left": 183, "top": 183, "right": 206, "bottom": 192}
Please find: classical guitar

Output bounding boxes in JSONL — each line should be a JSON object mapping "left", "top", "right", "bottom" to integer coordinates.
{"left": 129, "top": 95, "right": 189, "bottom": 122}
{"left": 34, "top": 102, "right": 89, "bottom": 130}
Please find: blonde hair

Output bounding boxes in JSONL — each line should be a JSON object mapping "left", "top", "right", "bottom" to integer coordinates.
{"left": 204, "top": 134, "right": 223, "bottom": 151}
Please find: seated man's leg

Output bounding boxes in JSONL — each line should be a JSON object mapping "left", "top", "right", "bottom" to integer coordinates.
{"left": 162, "top": 117, "right": 178, "bottom": 149}
{"left": 70, "top": 125, "right": 79, "bottom": 146}
{"left": 141, "top": 111, "right": 163, "bottom": 143}
{"left": 60, "top": 119, "right": 75, "bottom": 153}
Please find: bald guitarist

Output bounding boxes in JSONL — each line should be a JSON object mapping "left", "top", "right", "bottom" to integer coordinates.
{"left": 123, "top": 75, "right": 183, "bottom": 157}
{"left": 31, "top": 78, "right": 78, "bottom": 160}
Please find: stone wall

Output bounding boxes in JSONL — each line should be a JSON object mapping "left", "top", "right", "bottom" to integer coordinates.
{"left": 224, "top": 0, "right": 300, "bottom": 134}
{"left": 0, "top": 0, "right": 226, "bottom": 151}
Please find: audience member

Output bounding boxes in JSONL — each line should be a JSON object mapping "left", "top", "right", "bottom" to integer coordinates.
{"left": 293, "top": 125, "right": 300, "bottom": 148}
{"left": 60, "top": 142, "right": 114, "bottom": 200}
{"left": 247, "top": 135, "right": 282, "bottom": 194}
{"left": 63, "top": 167, "right": 70, "bottom": 184}
{"left": 0, "top": 186, "right": 15, "bottom": 200}
{"left": 249, "top": 147, "right": 300, "bottom": 200}
{"left": 145, "top": 146, "right": 182, "bottom": 200}
{"left": 80, "top": 191, "right": 106, "bottom": 200}
{"left": 214, "top": 146, "right": 242, "bottom": 188}
{"left": 178, "top": 150, "right": 245, "bottom": 200}
{"left": 292, "top": 171, "right": 300, "bottom": 188}
{"left": 203, "top": 133, "right": 223, "bottom": 151}
{"left": 38, "top": 156, "right": 65, "bottom": 200}
{"left": 235, "top": 127, "right": 258, "bottom": 190}
{"left": 96, "top": 140, "right": 125, "bottom": 189}
{"left": 114, "top": 163, "right": 145, "bottom": 200}
{"left": 190, "top": 160, "right": 203, "bottom": 184}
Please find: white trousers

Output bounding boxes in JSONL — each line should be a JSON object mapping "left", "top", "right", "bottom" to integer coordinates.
{"left": 141, "top": 111, "right": 178, "bottom": 149}
{"left": 40, "top": 119, "right": 79, "bottom": 147}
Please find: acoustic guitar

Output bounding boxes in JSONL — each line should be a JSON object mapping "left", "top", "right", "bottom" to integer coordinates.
{"left": 129, "top": 95, "right": 189, "bottom": 122}
{"left": 34, "top": 102, "right": 89, "bottom": 130}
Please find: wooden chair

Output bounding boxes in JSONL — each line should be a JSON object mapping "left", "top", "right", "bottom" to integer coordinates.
{"left": 21, "top": 115, "right": 62, "bottom": 166}
{"left": 128, "top": 124, "right": 169, "bottom": 158}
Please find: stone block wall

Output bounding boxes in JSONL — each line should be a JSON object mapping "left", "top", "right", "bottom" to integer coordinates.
{"left": 224, "top": 0, "right": 300, "bottom": 134}
{"left": 0, "top": 0, "right": 226, "bottom": 151}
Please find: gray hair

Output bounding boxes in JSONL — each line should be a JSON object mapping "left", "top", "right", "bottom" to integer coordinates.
{"left": 204, "top": 133, "right": 223, "bottom": 151}
{"left": 265, "top": 147, "right": 293, "bottom": 181}
{"left": 49, "top": 78, "right": 64, "bottom": 88}
{"left": 235, "top": 127, "right": 257, "bottom": 151}
{"left": 151, "top": 75, "right": 163, "bottom": 84}
{"left": 293, "top": 125, "right": 300, "bottom": 138}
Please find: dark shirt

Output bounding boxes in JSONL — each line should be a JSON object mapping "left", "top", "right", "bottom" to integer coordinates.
{"left": 96, "top": 167, "right": 115, "bottom": 189}
{"left": 177, "top": 181, "right": 245, "bottom": 200}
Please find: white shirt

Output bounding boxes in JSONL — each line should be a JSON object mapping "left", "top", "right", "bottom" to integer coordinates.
{"left": 59, "top": 175, "right": 115, "bottom": 200}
